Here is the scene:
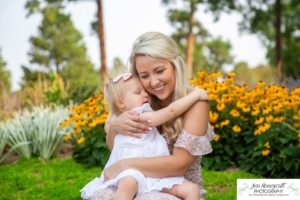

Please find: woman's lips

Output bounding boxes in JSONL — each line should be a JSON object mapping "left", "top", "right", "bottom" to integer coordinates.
{"left": 153, "top": 85, "right": 165, "bottom": 91}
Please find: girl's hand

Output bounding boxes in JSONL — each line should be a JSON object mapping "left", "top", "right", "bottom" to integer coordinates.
{"left": 111, "top": 111, "right": 152, "bottom": 138}
{"left": 193, "top": 87, "right": 210, "bottom": 101}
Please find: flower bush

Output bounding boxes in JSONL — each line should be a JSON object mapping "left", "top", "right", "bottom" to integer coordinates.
{"left": 191, "top": 71, "right": 300, "bottom": 178}
{"left": 60, "top": 95, "right": 110, "bottom": 167}
{"left": 61, "top": 71, "right": 300, "bottom": 177}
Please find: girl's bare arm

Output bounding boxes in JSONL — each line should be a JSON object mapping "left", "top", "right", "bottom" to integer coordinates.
{"left": 140, "top": 88, "right": 208, "bottom": 127}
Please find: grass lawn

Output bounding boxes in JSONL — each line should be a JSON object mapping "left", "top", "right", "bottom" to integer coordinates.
{"left": 0, "top": 158, "right": 259, "bottom": 200}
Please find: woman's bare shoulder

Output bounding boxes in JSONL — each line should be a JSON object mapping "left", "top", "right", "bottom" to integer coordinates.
{"left": 182, "top": 101, "right": 209, "bottom": 136}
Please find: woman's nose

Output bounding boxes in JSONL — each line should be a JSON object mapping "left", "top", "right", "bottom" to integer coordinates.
{"left": 150, "top": 77, "right": 160, "bottom": 87}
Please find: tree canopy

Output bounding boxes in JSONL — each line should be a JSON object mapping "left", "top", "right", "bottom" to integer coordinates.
{"left": 0, "top": 50, "right": 11, "bottom": 93}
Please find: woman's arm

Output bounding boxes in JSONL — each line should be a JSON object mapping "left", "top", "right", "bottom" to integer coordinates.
{"left": 104, "top": 100, "right": 210, "bottom": 179}
{"left": 140, "top": 88, "right": 209, "bottom": 127}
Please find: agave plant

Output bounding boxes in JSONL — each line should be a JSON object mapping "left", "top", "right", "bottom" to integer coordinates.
{"left": 4, "top": 106, "right": 69, "bottom": 159}
{"left": 31, "top": 107, "right": 69, "bottom": 159}
{"left": 0, "top": 123, "right": 8, "bottom": 157}
{"left": 5, "top": 118, "right": 32, "bottom": 158}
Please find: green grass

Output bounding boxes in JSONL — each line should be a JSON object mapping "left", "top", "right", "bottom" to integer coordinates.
{"left": 0, "top": 158, "right": 259, "bottom": 200}
{"left": 203, "top": 168, "right": 260, "bottom": 200}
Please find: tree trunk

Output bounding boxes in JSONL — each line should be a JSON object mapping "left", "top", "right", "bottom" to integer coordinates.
{"left": 97, "top": 0, "right": 108, "bottom": 81}
{"left": 186, "top": 0, "right": 196, "bottom": 79}
{"left": 275, "top": 0, "right": 282, "bottom": 83}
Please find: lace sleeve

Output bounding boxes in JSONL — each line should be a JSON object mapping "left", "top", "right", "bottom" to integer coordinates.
{"left": 174, "top": 124, "right": 214, "bottom": 156}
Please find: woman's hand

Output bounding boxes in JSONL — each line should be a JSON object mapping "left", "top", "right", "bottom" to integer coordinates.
{"left": 110, "top": 111, "right": 152, "bottom": 138}
{"left": 104, "top": 160, "right": 127, "bottom": 181}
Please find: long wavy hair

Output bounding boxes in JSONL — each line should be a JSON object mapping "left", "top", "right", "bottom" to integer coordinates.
{"left": 129, "top": 32, "right": 190, "bottom": 145}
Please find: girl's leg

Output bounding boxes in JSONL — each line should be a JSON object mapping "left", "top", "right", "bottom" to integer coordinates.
{"left": 113, "top": 176, "right": 138, "bottom": 200}
{"left": 162, "top": 181, "right": 200, "bottom": 200}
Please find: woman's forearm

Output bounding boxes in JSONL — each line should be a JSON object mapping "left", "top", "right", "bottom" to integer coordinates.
{"left": 123, "top": 148, "right": 195, "bottom": 178}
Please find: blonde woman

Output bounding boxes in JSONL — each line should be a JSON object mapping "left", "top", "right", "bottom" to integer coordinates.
{"left": 93, "top": 32, "right": 214, "bottom": 200}
{"left": 80, "top": 73, "right": 209, "bottom": 200}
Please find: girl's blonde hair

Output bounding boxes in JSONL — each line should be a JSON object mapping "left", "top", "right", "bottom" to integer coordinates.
{"left": 104, "top": 76, "right": 137, "bottom": 115}
{"left": 129, "top": 32, "right": 190, "bottom": 145}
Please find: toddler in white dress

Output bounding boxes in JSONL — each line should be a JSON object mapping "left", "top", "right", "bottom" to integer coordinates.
{"left": 80, "top": 73, "right": 209, "bottom": 200}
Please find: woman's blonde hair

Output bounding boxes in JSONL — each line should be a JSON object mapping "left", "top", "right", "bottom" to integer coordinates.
{"left": 129, "top": 32, "right": 190, "bottom": 145}
{"left": 104, "top": 76, "right": 137, "bottom": 115}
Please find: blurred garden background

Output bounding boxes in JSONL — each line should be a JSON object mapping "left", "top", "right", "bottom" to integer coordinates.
{"left": 0, "top": 0, "right": 299, "bottom": 199}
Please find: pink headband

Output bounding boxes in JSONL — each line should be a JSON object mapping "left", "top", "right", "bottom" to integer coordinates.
{"left": 112, "top": 73, "right": 132, "bottom": 83}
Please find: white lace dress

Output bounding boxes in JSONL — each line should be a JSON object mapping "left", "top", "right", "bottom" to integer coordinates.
{"left": 90, "top": 124, "right": 215, "bottom": 200}
{"left": 80, "top": 103, "right": 185, "bottom": 199}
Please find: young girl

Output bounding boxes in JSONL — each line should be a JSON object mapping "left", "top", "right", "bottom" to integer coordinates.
{"left": 80, "top": 73, "right": 209, "bottom": 200}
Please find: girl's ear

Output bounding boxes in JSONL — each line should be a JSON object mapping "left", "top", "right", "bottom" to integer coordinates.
{"left": 115, "top": 98, "right": 126, "bottom": 110}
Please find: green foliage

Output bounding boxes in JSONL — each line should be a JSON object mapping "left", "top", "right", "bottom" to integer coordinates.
{"left": 21, "top": 65, "right": 51, "bottom": 88}
{"left": 25, "top": 1, "right": 100, "bottom": 103}
{"left": 162, "top": 0, "right": 234, "bottom": 73}
{"left": 237, "top": 123, "right": 300, "bottom": 178}
{"left": 240, "top": 0, "right": 300, "bottom": 79}
{"left": 45, "top": 72, "right": 69, "bottom": 105}
{"left": 234, "top": 62, "right": 276, "bottom": 86}
{"left": 72, "top": 124, "right": 110, "bottom": 168}
{"left": 0, "top": 158, "right": 258, "bottom": 199}
{"left": 2, "top": 106, "right": 69, "bottom": 159}
{"left": 109, "top": 57, "right": 127, "bottom": 77}
{"left": 0, "top": 49, "right": 11, "bottom": 93}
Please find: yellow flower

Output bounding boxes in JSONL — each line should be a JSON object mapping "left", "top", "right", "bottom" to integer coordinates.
{"left": 255, "top": 117, "right": 264, "bottom": 125}
{"left": 255, "top": 123, "right": 271, "bottom": 136}
{"left": 74, "top": 127, "right": 81, "bottom": 136}
{"left": 220, "top": 120, "right": 230, "bottom": 127}
{"left": 263, "top": 107, "right": 272, "bottom": 115}
{"left": 264, "top": 142, "right": 270, "bottom": 149}
{"left": 232, "top": 125, "right": 241, "bottom": 133}
{"left": 63, "top": 133, "right": 71, "bottom": 141}
{"left": 227, "top": 72, "right": 236, "bottom": 77}
{"left": 251, "top": 109, "right": 260, "bottom": 116}
{"left": 230, "top": 109, "right": 240, "bottom": 117}
{"left": 242, "top": 107, "right": 250, "bottom": 113}
{"left": 209, "top": 111, "right": 219, "bottom": 123}
{"left": 59, "top": 119, "right": 71, "bottom": 128}
{"left": 261, "top": 149, "right": 270, "bottom": 156}
{"left": 273, "top": 116, "right": 285, "bottom": 123}
{"left": 266, "top": 115, "right": 274, "bottom": 123}
{"left": 236, "top": 101, "right": 246, "bottom": 109}
{"left": 254, "top": 128, "right": 262, "bottom": 136}
{"left": 217, "top": 103, "right": 225, "bottom": 111}
{"left": 77, "top": 137, "right": 85, "bottom": 144}
{"left": 256, "top": 81, "right": 265, "bottom": 89}
{"left": 262, "top": 123, "right": 271, "bottom": 132}
{"left": 213, "top": 134, "right": 220, "bottom": 142}
{"left": 294, "top": 122, "right": 300, "bottom": 128}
